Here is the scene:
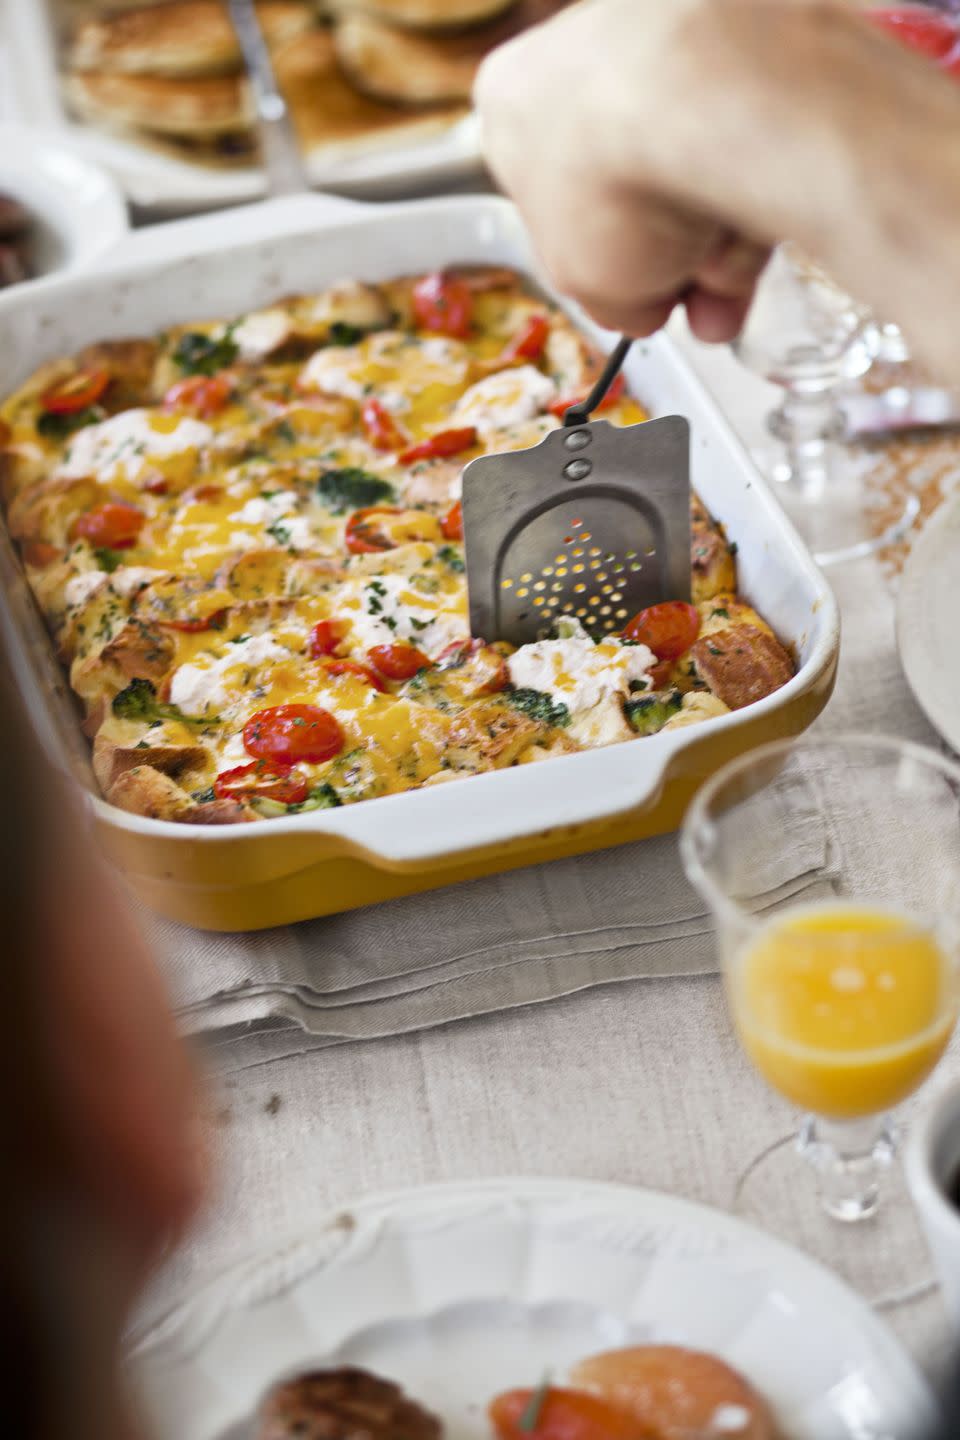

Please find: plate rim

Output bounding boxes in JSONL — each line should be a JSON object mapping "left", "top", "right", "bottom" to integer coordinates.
{"left": 131, "top": 1173, "right": 934, "bottom": 1415}
{"left": 896, "top": 491, "right": 960, "bottom": 754}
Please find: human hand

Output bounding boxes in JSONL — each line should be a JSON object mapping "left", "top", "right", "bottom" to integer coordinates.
{"left": 475, "top": 0, "right": 960, "bottom": 366}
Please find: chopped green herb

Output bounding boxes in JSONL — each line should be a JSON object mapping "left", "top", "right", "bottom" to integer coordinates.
{"left": 707, "top": 644, "right": 723, "bottom": 656}
{"left": 625, "top": 689, "right": 682, "bottom": 735}
{"left": 710, "top": 606, "right": 730, "bottom": 619}
{"left": 274, "top": 419, "right": 296, "bottom": 445}
{"left": 729, "top": 540, "right": 739, "bottom": 556}
{"left": 437, "top": 544, "right": 465, "bottom": 573}
{"left": 37, "top": 404, "right": 104, "bottom": 440}
{"left": 94, "top": 547, "right": 124, "bottom": 574}
{"left": 191, "top": 786, "right": 216, "bottom": 804}
{"left": 112, "top": 677, "right": 219, "bottom": 728}
{"left": 230, "top": 633, "right": 252, "bottom": 645}
{"left": 172, "top": 327, "right": 238, "bottom": 376}
{"left": 506, "top": 687, "right": 570, "bottom": 728}
{"left": 518, "top": 1375, "right": 552, "bottom": 1434}
{"left": 316, "top": 466, "right": 396, "bottom": 515}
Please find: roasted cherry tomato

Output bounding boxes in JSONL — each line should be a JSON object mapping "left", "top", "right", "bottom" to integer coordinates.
{"left": 321, "top": 657, "right": 386, "bottom": 692}
{"left": 42, "top": 368, "right": 110, "bottom": 415}
{"left": 399, "top": 427, "right": 478, "bottom": 465}
{"left": 441, "top": 499, "right": 464, "bottom": 541}
{"left": 71, "top": 501, "right": 145, "bottom": 550}
{"left": 243, "top": 703, "right": 345, "bottom": 766}
{"left": 160, "top": 608, "right": 229, "bottom": 634}
{"left": 549, "top": 371, "right": 626, "bottom": 419}
{"left": 361, "top": 397, "right": 408, "bottom": 452}
{"left": 869, "top": 7, "right": 958, "bottom": 58}
{"left": 309, "top": 619, "right": 348, "bottom": 658}
{"left": 489, "top": 1388, "right": 639, "bottom": 1440}
{"left": 344, "top": 505, "right": 402, "bottom": 554}
{"left": 142, "top": 474, "right": 170, "bottom": 496}
{"left": 623, "top": 600, "right": 700, "bottom": 660}
{"left": 368, "top": 643, "right": 430, "bottom": 680}
{"left": 164, "top": 373, "right": 233, "bottom": 417}
{"left": 213, "top": 760, "right": 309, "bottom": 806}
{"left": 22, "top": 540, "right": 62, "bottom": 568}
{"left": 412, "top": 271, "right": 474, "bottom": 338}
{"left": 500, "top": 313, "right": 550, "bottom": 364}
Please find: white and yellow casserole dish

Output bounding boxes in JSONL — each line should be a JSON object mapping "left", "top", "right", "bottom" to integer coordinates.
{"left": 0, "top": 193, "right": 839, "bottom": 931}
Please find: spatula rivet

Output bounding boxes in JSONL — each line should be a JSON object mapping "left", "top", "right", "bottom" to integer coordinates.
{"left": 563, "top": 458, "right": 593, "bottom": 481}
{"left": 563, "top": 429, "right": 592, "bottom": 451}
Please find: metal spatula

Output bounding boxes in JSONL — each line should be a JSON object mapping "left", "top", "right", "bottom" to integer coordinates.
{"left": 462, "top": 338, "right": 692, "bottom": 647}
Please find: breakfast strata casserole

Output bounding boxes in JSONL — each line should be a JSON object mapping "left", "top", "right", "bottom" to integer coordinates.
{"left": 0, "top": 267, "right": 794, "bottom": 825}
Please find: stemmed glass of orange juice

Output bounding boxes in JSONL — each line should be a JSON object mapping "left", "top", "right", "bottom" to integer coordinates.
{"left": 681, "top": 735, "right": 960, "bottom": 1296}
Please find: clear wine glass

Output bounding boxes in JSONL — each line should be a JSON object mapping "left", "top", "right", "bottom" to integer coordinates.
{"left": 681, "top": 734, "right": 960, "bottom": 1303}
{"left": 733, "top": 245, "right": 919, "bottom": 566}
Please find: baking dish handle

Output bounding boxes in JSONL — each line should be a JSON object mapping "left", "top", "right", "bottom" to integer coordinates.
{"left": 296, "top": 730, "right": 692, "bottom": 869}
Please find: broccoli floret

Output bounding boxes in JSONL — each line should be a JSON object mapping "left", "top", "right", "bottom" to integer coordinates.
{"left": 437, "top": 544, "right": 465, "bottom": 573}
{"left": 624, "top": 689, "right": 682, "bottom": 736}
{"left": 316, "top": 467, "right": 396, "bottom": 515}
{"left": 37, "top": 405, "right": 104, "bottom": 440}
{"left": 291, "top": 782, "right": 343, "bottom": 813}
{"left": 505, "top": 687, "right": 571, "bottom": 728}
{"left": 112, "top": 678, "right": 218, "bottom": 728}
{"left": 171, "top": 328, "right": 238, "bottom": 376}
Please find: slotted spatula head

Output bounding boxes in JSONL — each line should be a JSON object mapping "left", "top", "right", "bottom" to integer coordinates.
{"left": 461, "top": 413, "right": 692, "bottom": 648}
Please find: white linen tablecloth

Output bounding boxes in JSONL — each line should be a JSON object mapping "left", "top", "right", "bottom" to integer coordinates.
{"left": 137, "top": 323, "right": 960, "bottom": 1387}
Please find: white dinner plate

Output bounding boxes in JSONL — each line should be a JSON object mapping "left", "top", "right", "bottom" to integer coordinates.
{"left": 0, "top": 125, "right": 128, "bottom": 281}
{"left": 897, "top": 493, "right": 960, "bottom": 754}
{"left": 129, "top": 1178, "right": 934, "bottom": 1440}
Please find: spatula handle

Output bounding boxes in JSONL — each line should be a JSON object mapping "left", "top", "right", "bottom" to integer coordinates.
{"left": 563, "top": 335, "right": 632, "bottom": 426}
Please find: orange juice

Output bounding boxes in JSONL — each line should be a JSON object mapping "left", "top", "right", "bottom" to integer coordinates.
{"left": 732, "top": 903, "right": 956, "bottom": 1119}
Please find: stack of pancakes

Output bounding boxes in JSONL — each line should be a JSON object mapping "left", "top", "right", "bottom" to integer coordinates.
{"left": 60, "top": 0, "right": 570, "bottom": 170}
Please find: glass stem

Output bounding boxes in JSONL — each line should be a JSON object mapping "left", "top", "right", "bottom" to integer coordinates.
{"left": 767, "top": 386, "right": 845, "bottom": 498}
{"left": 796, "top": 1114, "right": 897, "bottom": 1223}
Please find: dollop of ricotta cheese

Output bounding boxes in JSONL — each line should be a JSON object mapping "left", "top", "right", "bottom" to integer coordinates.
{"left": 57, "top": 409, "right": 213, "bottom": 483}
{"left": 453, "top": 365, "right": 557, "bottom": 440}
{"left": 168, "top": 633, "right": 291, "bottom": 717}
{"left": 231, "top": 309, "right": 292, "bottom": 361}
{"left": 337, "top": 573, "right": 467, "bottom": 659}
{"left": 507, "top": 631, "right": 655, "bottom": 712}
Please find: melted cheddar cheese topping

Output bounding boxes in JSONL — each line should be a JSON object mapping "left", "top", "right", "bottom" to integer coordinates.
{"left": 0, "top": 268, "right": 792, "bottom": 824}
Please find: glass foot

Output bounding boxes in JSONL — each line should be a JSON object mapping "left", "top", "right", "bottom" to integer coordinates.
{"left": 733, "top": 1131, "right": 936, "bottom": 1308}
{"left": 750, "top": 438, "right": 920, "bottom": 566}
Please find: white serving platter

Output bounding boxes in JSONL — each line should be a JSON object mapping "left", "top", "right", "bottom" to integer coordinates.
{"left": 2, "top": 0, "right": 485, "bottom": 212}
{"left": 0, "top": 122, "right": 128, "bottom": 279}
{"left": 129, "top": 1178, "right": 935, "bottom": 1440}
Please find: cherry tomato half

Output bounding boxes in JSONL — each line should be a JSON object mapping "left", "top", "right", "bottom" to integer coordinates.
{"left": 42, "top": 368, "right": 110, "bottom": 415}
{"left": 441, "top": 499, "right": 464, "bottom": 541}
{"left": 361, "top": 397, "right": 409, "bottom": 452}
{"left": 500, "top": 313, "right": 550, "bottom": 364}
{"left": 489, "top": 1388, "right": 639, "bottom": 1440}
{"left": 368, "top": 643, "right": 430, "bottom": 680}
{"left": 213, "top": 760, "right": 309, "bottom": 806}
{"left": 344, "top": 505, "right": 402, "bottom": 554}
{"left": 309, "top": 619, "right": 348, "bottom": 658}
{"left": 160, "top": 608, "right": 229, "bottom": 634}
{"left": 549, "top": 371, "right": 626, "bottom": 419}
{"left": 321, "top": 657, "right": 386, "bottom": 692}
{"left": 869, "top": 7, "right": 958, "bottom": 59}
{"left": 71, "top": 502, "right": 145, "bottom": 550}
{"left": 142, "top": 475, "right": 170, "bottom": 496}
{"left": 622, "top": 600, "right": 700, "bottom": 660}
{"left": 399, "top": 427, "right": 478, "bottom": 466}
{"left": 412, "top": 271, "right": 474, "bottom": 338}
{"left": 164, "top": 373, "right": 233, "bottom": 417}
{"left": 243, "top": 704, "right": 344, "bottom": 766}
